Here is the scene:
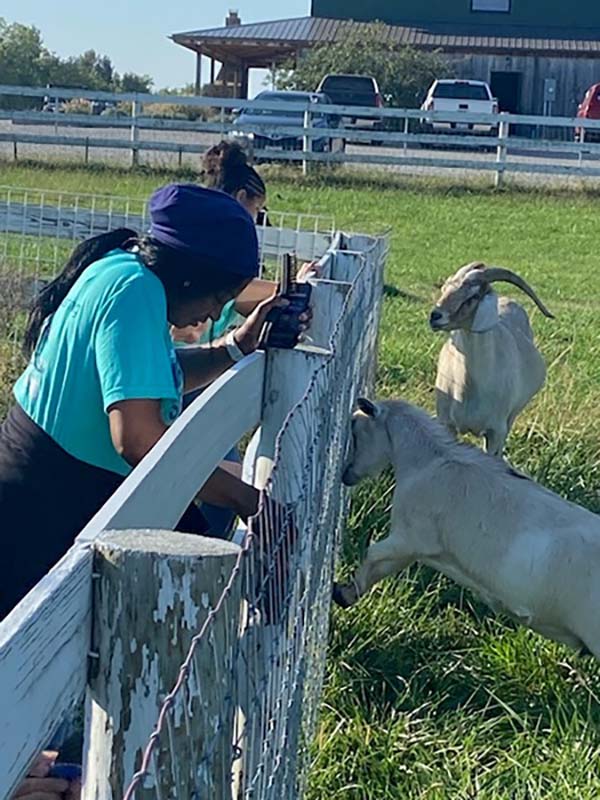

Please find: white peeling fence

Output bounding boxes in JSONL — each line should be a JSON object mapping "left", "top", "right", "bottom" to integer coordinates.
{"left": 3, "top": 83, "right": 600, "bottom": 183}
{"left": 0, "top": 188, "right": 386, "bottom": 799}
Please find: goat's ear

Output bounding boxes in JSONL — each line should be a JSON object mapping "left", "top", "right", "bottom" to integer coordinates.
{"left": 357, "top": 397, "right": 380, "bottom": 418}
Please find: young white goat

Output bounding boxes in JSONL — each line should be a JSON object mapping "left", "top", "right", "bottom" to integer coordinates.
{"left": 334, "top": 398, "right": 600, "bottom": 658}
{"left": 431, "top": 262, "right": 553, "bottom": 456}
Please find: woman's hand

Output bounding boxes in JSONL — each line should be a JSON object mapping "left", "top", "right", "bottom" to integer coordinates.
{"left": 233, "top": 292, "right": 289, "bottom": 355}
{"left": 11, "top": 750, "right": 79, "bottom": 799}
{"left": 171, "top": 321, "right": 208, "bottom": 345}
{"left": 296, "top": 260, "right": 321, "bottom": 282}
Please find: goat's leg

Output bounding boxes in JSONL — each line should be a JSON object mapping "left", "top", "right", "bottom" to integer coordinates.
{"left": 484, "top": 426, "right": 507, "bottom": 458}
{"left": 333, "top": 537, "right": 414, "bottom": 608}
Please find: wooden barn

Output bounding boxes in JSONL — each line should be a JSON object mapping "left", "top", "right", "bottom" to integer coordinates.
{"left": 172, "top": 1, "right": 600, "bottom": 116}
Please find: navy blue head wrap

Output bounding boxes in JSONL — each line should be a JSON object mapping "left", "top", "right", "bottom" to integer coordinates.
{"left": 149, "top": 183, "right": 259, "bottom": 278}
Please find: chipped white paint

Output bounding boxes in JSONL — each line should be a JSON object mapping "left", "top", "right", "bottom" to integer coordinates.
{"left": 0, "top": 544, "right": 93, "bottom": 800}
{"left": 120, "top": 644, "right": 162, "bottom": 793}
{"left": 84, "top": 530, "right": 242, "bottom": 799}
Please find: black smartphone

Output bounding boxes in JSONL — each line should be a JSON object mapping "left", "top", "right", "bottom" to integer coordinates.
{"left": 261, "top": 253, "right": 312, "bottom": 350}
{"left": 48, "top": 763, "right": 82, "bottom": 781}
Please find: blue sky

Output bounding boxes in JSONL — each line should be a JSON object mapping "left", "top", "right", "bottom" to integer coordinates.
{"left": 2, "top": 0, "right": 309, "bottom": 95}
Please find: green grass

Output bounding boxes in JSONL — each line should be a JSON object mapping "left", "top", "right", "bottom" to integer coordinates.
{"left": 2, "top": 161, "right": 600, "bottom": 798}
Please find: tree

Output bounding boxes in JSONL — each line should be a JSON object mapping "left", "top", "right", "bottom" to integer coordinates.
{"left": 0, "top": 18, "right": 45, "bottom": 103}
{"left": 276, "top": 21, "right": 447, "bottom": 109}
{"left": 119, "top": 72, "right": 153, "bottom": 93}
{"left": 0, "top": 17, "right": 154, "bottom": 107}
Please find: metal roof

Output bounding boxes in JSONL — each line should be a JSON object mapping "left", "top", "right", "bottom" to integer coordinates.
{"left": 172, "top": 16, "right": 600, "bottom": 57}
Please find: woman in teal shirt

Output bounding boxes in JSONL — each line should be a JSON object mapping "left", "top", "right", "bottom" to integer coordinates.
{"left": 0, "top": 183, "right": 291, "bottom": 620}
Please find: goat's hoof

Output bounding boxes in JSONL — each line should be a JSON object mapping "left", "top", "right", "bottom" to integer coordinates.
{"left": 332, "top": 582, "right": 353, "bottom": 609}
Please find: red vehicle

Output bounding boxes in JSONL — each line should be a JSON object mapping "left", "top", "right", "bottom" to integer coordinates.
{"left": 575, "top": 83, "right": 600, "bottom": 142}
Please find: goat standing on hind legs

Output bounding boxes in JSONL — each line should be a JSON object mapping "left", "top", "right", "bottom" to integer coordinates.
{"left": 431, "top": 262, "right": 554, "bottom": 457}
{"left": 333, "top": 398, "right": 600, "bottom": 660}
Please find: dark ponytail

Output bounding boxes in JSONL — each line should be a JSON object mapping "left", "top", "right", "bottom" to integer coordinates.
{"left": 23, "top": 227, "right": 136, "bottom": 355}
{"left": 202, "top": 140, "right": 266, "bottom": 199}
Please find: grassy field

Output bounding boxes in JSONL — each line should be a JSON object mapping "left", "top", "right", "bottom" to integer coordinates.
{"left": 2, "top": 161, "right": 600, "bottom": 798}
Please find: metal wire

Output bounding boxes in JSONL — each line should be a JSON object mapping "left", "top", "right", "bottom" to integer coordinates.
{"left": 120, "top": 233, "right": 386, "bottom": 800}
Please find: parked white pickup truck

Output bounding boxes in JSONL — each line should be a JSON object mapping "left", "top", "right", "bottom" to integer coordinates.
{"left": 421, "top": 79, "right": 499, "bottom": 134}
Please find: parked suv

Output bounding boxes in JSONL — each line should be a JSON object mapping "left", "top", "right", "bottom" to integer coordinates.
{"left": 315, "top": 74, "right": 384, "bottom": 131}
{"left": 231, "top": 90, "right": 344, "bottom": 156}
{"left": 421, "top": 79, "right": 499, "bottom": 134}
{"left": 575, "top": 83, "right": 600, "bottom": 142}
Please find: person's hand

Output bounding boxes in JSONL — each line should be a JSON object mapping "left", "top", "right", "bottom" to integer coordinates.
{"left": 171, "top": 321, "right": 208, "bottom": 344}
{"left": 12, "top": 751, "right": 67, "bottom": 799}
{"left": 233, "top": 292, "right": 289, "bottom": 355}
{"left": 297, "top": 260, "right": 321, "bottom": 282}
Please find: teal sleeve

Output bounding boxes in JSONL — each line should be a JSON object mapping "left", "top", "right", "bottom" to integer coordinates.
{"left": 94, "top": 277, "right": 180, "bottom": 411}
{"left": 210, "top": 300, "right": 243, "bottom": 340}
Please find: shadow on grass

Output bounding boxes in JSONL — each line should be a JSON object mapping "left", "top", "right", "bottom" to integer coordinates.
{"left": 329, "top": 567, "right": 600, "bottom": 739}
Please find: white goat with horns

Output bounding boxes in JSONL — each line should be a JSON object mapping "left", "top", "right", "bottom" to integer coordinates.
{"left": 430, "top": 262, "right": 554, "bottom": 456}
{"left": 334, "top": 398, "right": 600, "bottom": 658}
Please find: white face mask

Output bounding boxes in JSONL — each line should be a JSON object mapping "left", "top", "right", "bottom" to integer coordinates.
{"left": 470, "top": 291, "right": 499, "bottom": 333}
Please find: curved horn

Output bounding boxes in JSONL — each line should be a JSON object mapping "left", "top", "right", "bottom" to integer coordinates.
{"left": 480, "top": 267, "right": 554, "bottom": 319}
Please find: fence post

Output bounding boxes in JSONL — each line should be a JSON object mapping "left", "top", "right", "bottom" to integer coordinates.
{"left": 495, "top": 113, "right": 509, "bottom": 189}
{"left": 12, "top": 137, "right": 17, "bottom": 162}
{"left": 130, "top": 99, "right": 139, "bottom": 168}
{"left": 84, "top": 138, "right": 89, "bottom": 166}
{"left": 302, "top": 107, "right": 311, "bottom": 177}
{"left": 82, "top": 529, "right": 242, "bottom": 800}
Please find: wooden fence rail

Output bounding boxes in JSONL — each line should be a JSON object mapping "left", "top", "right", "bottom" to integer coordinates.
{"left": 3, "top": 83, "right": 600, "bottom": 182}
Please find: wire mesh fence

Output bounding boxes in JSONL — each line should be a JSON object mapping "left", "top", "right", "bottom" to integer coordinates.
{"left": 119, "top": 233, "right": 386, "bottom": 799}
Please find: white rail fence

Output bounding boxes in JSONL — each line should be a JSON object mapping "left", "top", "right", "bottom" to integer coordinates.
{"left": 0, "top": 191, "right": 386, "bottom": 798}
{"left": 3, "top": 83, "right": 600, "bottom": 183}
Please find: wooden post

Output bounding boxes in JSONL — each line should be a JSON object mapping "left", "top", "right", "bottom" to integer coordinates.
{"left": 82, "top": 529, "right": 242, "bottom": 800}
{"left": 130, "top": 99, "right": 139, "bottom": 168}
{"left": 495, "top": 113, "right": 509, "bottom": 189}
{"left": 12, "top": 138, "right": 17, "bottom": 162}
{"left": 302, "top": 107, "right": 311, "bottom": 177}
{"left": 84, "top": 138, "right": 89, "bottom": 165}
{"left": 195, "top": 52, "right": 203, "bottom": 95}
{"left": 240, "top": 65, "right": 249, "bottom": 100}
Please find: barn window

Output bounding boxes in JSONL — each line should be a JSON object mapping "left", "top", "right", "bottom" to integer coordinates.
{"left": 471, "top": 0, "right": 511, "bottom": 11}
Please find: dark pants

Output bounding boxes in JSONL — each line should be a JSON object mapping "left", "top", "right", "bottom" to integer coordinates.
{"left": 0, "top": 404, "right": 208, "bottom": 621}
